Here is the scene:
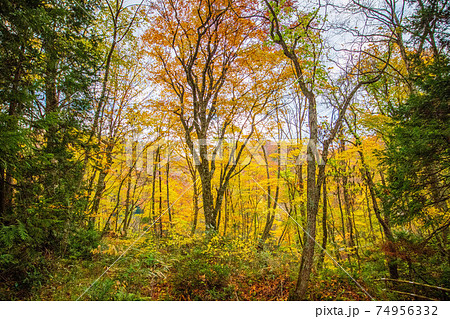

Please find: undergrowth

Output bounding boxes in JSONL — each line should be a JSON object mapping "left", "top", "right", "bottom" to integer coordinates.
{"left": 32, "top": 232, "right": 381, "bottom": 301}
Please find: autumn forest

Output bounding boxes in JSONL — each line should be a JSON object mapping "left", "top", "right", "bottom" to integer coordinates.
{"left": 0, "top": 0, "right": 449, "bottom": 301}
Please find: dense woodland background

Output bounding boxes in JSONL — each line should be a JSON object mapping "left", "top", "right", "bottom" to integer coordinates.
{"left": 0, "top": 0, "right": 449, "bottom": 300}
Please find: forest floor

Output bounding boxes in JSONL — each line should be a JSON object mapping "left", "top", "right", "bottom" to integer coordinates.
{"left": 34, "top": 234, "right": 389, "bottom": 301}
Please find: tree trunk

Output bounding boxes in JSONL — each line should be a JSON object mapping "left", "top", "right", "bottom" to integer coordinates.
{"left": 159, "top": 162, "right": 163, "bottom": 237}
{"left": 198, "top": 152, "right": 216, "bottom": 231}
{"left": 151, "top": 147, "right": 159, "bottom": 236}
{"left": 359, "top": 150, "right": 399, "bottom": 279}
{"left": 44, "top": 39, "right": 58, "bottom": 146}
{"left": 223, "top": 189, "right": 229, "bottom": 236}
{"left": 337, "top": 183, "right": 348, "bottom": 257}
{"left": 290, "top": 94, "right": 319, "bottom": 300}
{"left": 166, "top": 161, "right": 172, "bottom": 227}
{"left": 345, "top": 116, "right": 399, "bottom": 279}
{"left": 190, "top": 177, "right": 199, "bottom": 236}
{"left": 187, "top": 158, "right": 199, "bottom": 236}
{"left": 318, "top": 176, "right": 328, "bottom": 270}
{"left": 342, "top": 166, "right": 356, "bottom": 261}
{"left": 364, "top": 183, "right": 376, "bottom": 241}
{"left": 121, "top": 173, "right": 132, "bottom": 236}
{"left": 90, "top": 140, "right": 114, "bottom": 220}
{"left": 258, "top": 144, "right": 280, "bottom": 249}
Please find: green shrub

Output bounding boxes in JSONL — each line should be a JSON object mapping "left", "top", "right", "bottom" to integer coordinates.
{"left": 67, "top": 225, "right": 100, "bottom": 259}
{"left": 170, "top": 244, "right": 232, "bottom": 300}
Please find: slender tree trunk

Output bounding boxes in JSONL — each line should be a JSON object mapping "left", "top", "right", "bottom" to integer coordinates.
{"left": 188, "top": 158, "right": 199, "bottom": 236}
{"left": 277, "top": 219, "right": 289, "bottom": 246}
{"left": 342, "top": 168, "right": 356, "bottom": 258}
{"left": 77, "top": 14, "right": 118, "bottom": 196}
{"left": 230, "top": 191, "right": 237, "bottom": 238}
{"left": 90, "top": 140, "right": 114, "bottom": 220}
{"left": 238, "top": 170, "right": 244, "bottom": 238}
{"left": 344, "top": 116, "right": 399, "bottom": 279}
{"left": 364, "top": 184, "right": 376, "bottom": 241}
{"left": 318, "top": 177, "right": 328, "bottom": 270}
{"left": 351, "top": 198, "right": 362, "bottom": 265}
{"left": 166, "top": 161, "right": 171, "bottom": 227}
{"left": 121, "top": 173, "right": 132, "bottom": 236}
{"left": 158, "top": 153, "right": 163, "bottom": 237}
{"left": 125, "top": 174, "right": 140, "bottom": 231}
{"left": 223, "top": 189, "right": 229, "bottom": 236}
{"left": 360, "top": 151, "right": 399, "bottom": 279}
{"left": 151, "top": 147, "right": 159, "bottom": 236}
{"left": 327, "top": 196, "right": 339, "bottom": 261}
{"left": 337, "top": 184, "right": 347, "bottom": 247}
{"left": 44, "top": 39, "right": 58, "bottom": 147}
{"left": 259, "top": 144, "right": 280, "bottom": 249}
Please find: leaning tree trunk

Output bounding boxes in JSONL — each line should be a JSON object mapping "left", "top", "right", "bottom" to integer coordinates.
{"left": 345, "top": 116, "right": 399, "bottom": 279}
{"left": 363, "top": 159, "right": 399, "bottom": 279}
